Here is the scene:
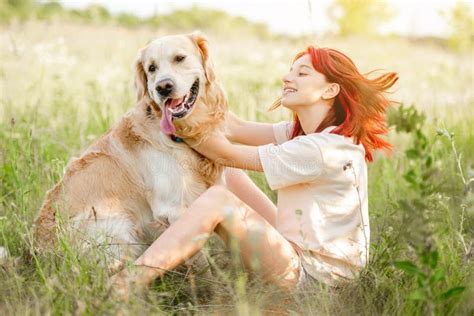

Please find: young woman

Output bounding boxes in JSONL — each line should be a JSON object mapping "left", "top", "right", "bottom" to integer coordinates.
{"left": 111, "top": 45, "right": 398, "bottom": 297}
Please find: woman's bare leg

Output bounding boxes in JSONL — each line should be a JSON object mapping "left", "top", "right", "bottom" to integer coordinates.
{"left": 223, "top": 167, "right": 277, "bottom": 227}
{"left": 110, "top": 185, "right": 299, "bottom": 299}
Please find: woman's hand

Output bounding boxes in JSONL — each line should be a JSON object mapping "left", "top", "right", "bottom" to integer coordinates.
{"left": 184, "top": 130, "right": 263, "bottom": 171}
{"left": 185, "top": 130, "right": 230, "bottom": 162}
{"left": 224, "top": 111, "right": 242, "bottom": 142}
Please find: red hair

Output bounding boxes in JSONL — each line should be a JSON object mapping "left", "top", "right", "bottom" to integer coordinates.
{"left": 270, "top": 46, "right": 399, "bottom": 162}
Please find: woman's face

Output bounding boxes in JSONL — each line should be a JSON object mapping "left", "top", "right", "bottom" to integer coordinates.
{"left": 281, "top": 54, "right": 332, "bottom": 110}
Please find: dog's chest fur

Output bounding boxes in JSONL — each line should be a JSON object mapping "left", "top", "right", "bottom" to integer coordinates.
{"left": 136, "top": 146, "right": 211, "bottom": 223}
{"left": 113, "top": 106, "right": 224, "bottom": 225}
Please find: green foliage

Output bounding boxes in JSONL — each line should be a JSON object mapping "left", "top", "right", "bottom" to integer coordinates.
{"left": 0, "top": 0, "right": 34, "bottom": 21}
{"left": 0, "top": 1, "right": 272, "bottom": 38}
{"left": 388, "top": 104, "right": 437, "bottom": 194}
{"left": 442, "top": 1, "right": 474, "bottom": 52}
{"left": 69, "top": 4, "right": 111, "bottom": 23}
{"left": 116, "top": 12, "right": 142, "bottom": 28}
{"left": 388, "top": 104, "right": 471, "bottom": 315}
{"left": 146, "top": 6, "right": 271, "bottom": 38}
{"left": 393, "top": 248, "right": 466, "bottom": 314}
{"left": 388, "top": 104, "right": 426, "bottom": 134}
{"left": 35, "top": 1, "right": 62, "bottom": 20}
{"left": 328, "top": 0, "right": 394, "bottom": 36}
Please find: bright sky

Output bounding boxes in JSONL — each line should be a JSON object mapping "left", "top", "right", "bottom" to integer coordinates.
{"left": 57, "top": 0, "right": 468, "bottom": 37}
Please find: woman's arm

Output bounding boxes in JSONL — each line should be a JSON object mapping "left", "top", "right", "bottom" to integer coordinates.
{"left": 185, "top": 131, "right": 263, "bottom": 172}
{"left": 226, "top": 111, "right": 276, "bottom": 146}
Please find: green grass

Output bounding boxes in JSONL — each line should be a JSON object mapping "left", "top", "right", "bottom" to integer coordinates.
{"left": 1, "top": 21, "right": 473, "bottom": 315}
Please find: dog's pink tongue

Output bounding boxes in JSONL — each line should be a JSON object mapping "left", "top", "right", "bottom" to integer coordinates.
{"left": 160, "top": 97, "right": 185, "bottom": 135}
{"left": 160, "top": 105, "right": 176, "bottom": 135}
{"left": 167, "top": 97, "right": 184, "bottom": 109}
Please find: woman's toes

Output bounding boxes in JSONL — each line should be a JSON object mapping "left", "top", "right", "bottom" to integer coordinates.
{"left": 108, "top": 265, "right": 160, "bottom": 302}
{"left": 108, "top": 269, "right": 133, "bottom": 302}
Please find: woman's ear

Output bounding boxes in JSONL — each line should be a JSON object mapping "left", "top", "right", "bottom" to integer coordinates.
{"left": 134, "top": 49, "right": 148, "bottom": 102}
{"left": 188, "top": 31, "right": 216, "bottom": 84}
{"left": 322, "top": 83, "right": 340, "bottom": 100}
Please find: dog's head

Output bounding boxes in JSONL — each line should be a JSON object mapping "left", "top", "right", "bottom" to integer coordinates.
{"left": 135, "top": 32, "right": 225, "bottom": 137}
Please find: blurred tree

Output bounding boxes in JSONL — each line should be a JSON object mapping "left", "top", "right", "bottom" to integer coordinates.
{"left": 6, "top": 0, "right": 33, "bottom": 9}
{"left": 0, "top": 1, "right": 272, "bottom": 39}
{"left": 442, "top": 1, "right": 473, "bottom": 52}
{"left": 83, "top": 4, "right": 111, "bottom": 22}
{"left": 327, "top": 0, "right": 393, "bottom": 36}
{"left": 0, "top": 0, "right": 34, "bottom": 21}
{"left": 69, "top": 3, "right": 111, "bottom": 23}
{"left": 146, "top": 5, "right": 271, "bottom": 39}
{"left": 116, "top": 12, "right": 141, "bottom": 28}
{"left": 36, "top": 1, "right": 63, "bottom": 20}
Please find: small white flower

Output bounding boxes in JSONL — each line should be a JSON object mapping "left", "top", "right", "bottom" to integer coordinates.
{"left": 0, "top": 246, "right": 9, "bottom": 264}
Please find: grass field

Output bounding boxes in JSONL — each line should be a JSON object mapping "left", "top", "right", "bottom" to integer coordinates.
{"left": 1, "top": 21, "right": 473, "bottom": 315}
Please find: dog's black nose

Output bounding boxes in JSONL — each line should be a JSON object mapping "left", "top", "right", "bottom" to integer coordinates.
{"left": 156, "top": 79, "right": 175, "bottom": 97}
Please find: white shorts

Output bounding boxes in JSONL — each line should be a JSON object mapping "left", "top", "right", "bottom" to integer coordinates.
{"left": 295, "top": 251, "right": 346, "bottom": 290}
{"left": 290, "top": 243, "right": 349, "bottom": 289}
{"left": 294, "top": 256, "right": 316, "bottom": 289}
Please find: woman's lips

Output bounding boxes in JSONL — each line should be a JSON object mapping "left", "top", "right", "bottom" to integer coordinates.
{"left": 283, "top": 87, "right": 297, "bottom": 95}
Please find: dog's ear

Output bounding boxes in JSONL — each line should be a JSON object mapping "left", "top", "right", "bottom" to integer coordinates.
{"left": 134, "top": 48, "right": 148, "bottom": 102}
{"left": 189, "top": 31, "right": 216, "bottom": 84}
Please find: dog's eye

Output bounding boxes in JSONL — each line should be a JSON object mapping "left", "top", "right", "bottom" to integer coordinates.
{"left": 175, "top": 55, "right": 186, "bottom": 63}
{"left": 148, "top": 64, "right": 157, "bottom": 72}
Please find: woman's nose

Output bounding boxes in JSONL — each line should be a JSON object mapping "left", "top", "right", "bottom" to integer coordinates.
{"left": 282, "top": 73, "right": 291, "bottom": 83}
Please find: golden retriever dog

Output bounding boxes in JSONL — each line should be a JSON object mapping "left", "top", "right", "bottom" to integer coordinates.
{"left": 33, "top": 32, "right": 227, "bottom": 271}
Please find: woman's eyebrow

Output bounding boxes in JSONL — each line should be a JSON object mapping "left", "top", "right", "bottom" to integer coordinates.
{"left": 300, "top": 65, "right": 313, "bottom": 70}
{"left": 290, "top": 64, "right": 313, "bottom": 72}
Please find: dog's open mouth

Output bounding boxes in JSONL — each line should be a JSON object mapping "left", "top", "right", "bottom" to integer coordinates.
{"left": 160, "top": 78, "right": 199, "bottom": 135}
{"left": 166, "top": 79, "right": 200, "bottom": 119}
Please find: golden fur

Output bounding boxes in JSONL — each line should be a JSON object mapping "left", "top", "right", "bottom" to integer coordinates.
{"left": 33, "top": 32, "right": 227, "bottom": 270}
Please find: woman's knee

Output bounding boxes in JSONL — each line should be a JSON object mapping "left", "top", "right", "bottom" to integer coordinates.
{"left": 203, "top": 184, "right": 230, "bottom": 201}
{"left": 224, "top": 167, "right": 247, "bottom": 189}
{"left": 224, "top": 167, "right": 245, "bottom": 180}
{"left": 194, "top": 185, "right": 236, "bottom": 221}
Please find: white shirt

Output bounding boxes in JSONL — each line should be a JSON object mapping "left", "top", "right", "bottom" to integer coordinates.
{"left": 258, "top": 121, "right": 369, "bottom": 284}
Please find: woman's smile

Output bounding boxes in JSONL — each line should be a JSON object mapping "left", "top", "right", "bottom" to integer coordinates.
{"left": 283, "top": 86, "right": 297, "bottom": 95}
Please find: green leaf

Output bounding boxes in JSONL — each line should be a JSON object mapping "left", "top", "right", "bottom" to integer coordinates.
{"left": 422, "top": 168, "right": 436, "bottom": 181}
{"left": 417, "top": 277, "right": 425, "bottom": 287}
{"left": 440, "top": 286, "right": 465, "bottom": 300}
{"left": 393, "top": 261, "right": 422, "bottom": 275}
{"left": 430, "top": 250, "right": 438, "bottom": 269}
{"left": 403, "top": 170, "right": 418, "bottom": 186}
{"left": 429, "top": 269, "right": 445, "bottom": 284}
{"left": 408, "top": 289, "right": 426, "bottom": 301}
{"left": 421, "top": 250, "right": 431, "bottom": 266}
{"left": 405, "top": 148, "right": 419, "bottom": 159}
{"left": 425, "top": 156, "right": 433, "bottom": 167}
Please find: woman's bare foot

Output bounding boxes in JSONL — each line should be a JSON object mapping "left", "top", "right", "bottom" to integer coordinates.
{"left": 108, "top": 265, "right": 160, "bottom": 302}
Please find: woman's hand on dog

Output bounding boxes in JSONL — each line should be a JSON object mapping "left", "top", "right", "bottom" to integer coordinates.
{"left": 184, "top": 130, "right": 263, "bottom": 171}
